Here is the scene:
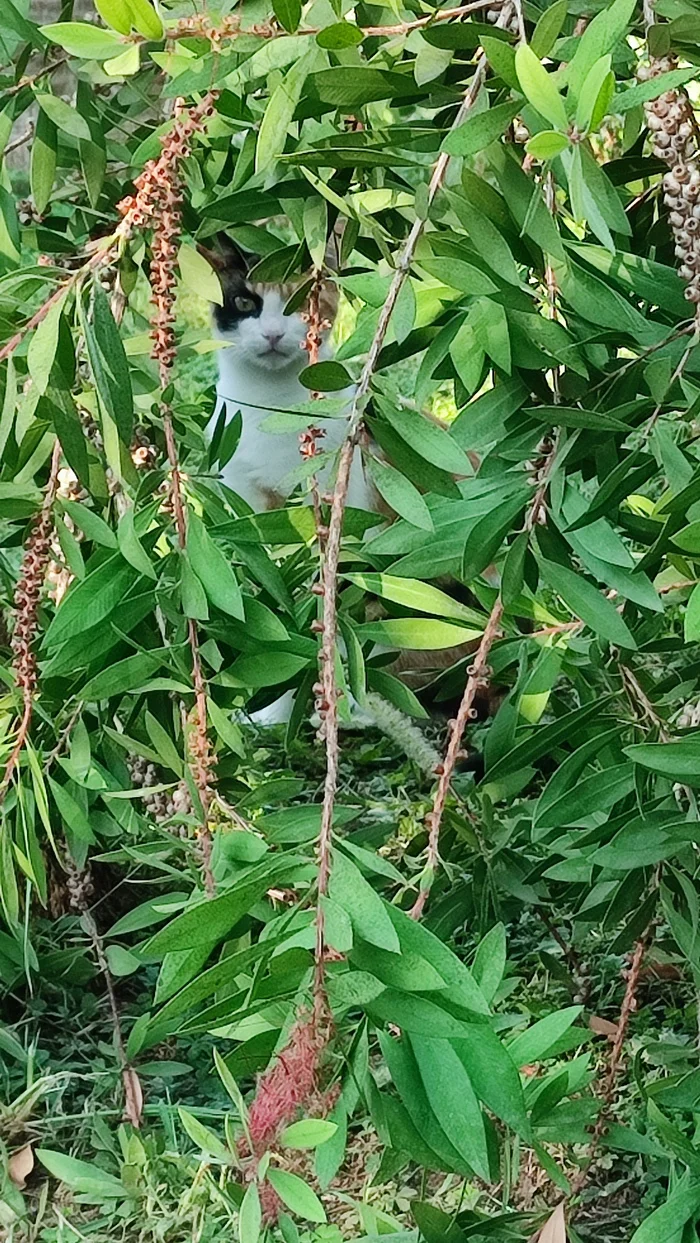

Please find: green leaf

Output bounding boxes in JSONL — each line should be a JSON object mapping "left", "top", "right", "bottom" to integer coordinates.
{"left": 117, "top": 507, "right": 156, "bottom": 580}
{"left": 61, "top": 501, "right": 117, "bottom": 548}
{"left": 82, "top": 284, "right": 133, "bottom": 443}
{"left": 502, "top": 531, "right": 528, "bottom": 608}
{"left": 127, "top": 0, "right": 164, "bottom": 39}
{"left": 566, "top": 0, "right": 636, "bottom": 102}
{"left": 35, "top": 94, "right": 91, "bottom": 142}
{"left": 472, "top": 923, "right": 506, "bottom": 1004}
{"left": 48, "top": 776, "right": 95, "bottom": 842}
{"left": 35, "top": 1150, "right": 125, "bottom": 1198}
{"left": 256, "top": 47, "right": 319, "bottom": 172}
{"left": 685, "top": 583, "right": 700, "bottom": 642}
{"left": 178, "top": 243, "right": 222, "bottom": 305}
{"left": 442, "top": 100, "right": 521, "bottom": 156}
{"left": 355, "top": 618, "right": 480, "bottom": 649}
{"left": 410, "top": 1035, "right": 489, "bottom": 1179}
{"left": 239, "top": 1182, "right": 262, "bottom": 1243}
{"left": 486, "top": 698, "right": 610, "bottom": 782}
{"left": 378, "top": 1031, "right": 474, "bottom": 1175}
{"left": 629, "top": 1182, "right": 700, "bottom": 1243}
{"left": 541, "top": 558, "right": 637, "bottom": 648}
{"left": 328, "top": 969, "right": 385, "bottom": 1009}
{"left": 273, "top": 0, "right": 302, "bottom": 33}
{"left": 420, "top": 257, "right": 497, "bottom": 298}
{"left": 27, "top": 294, "right": 66, "bottom": 395}
{"left": 328, "top": 850, "right": 400, "bottom": 954}
{"left": 525, "top": 130, "right": 569, "bottom": 160}
{"left": 187, "top": 513, "right": 244, "bottom": 619}
{"left": 363, "top": 455, "right": 433, "bottom": 531}
{"left": 612, "top": 67, "right": 697, "bottom": 113}
{"left": 507, "top": 1006, "right": 583, "bottom": 1067}
{"left": 230, "top": 651, "right": 308, "bottom": 687}
{"left": 207, "top": 698, "right": 245, "bottom": 757}
{"left": 80, "top": 650, "right": 163, "bottom": 701}
{"left": 462, "top": 491, "right": 529, "bottom": 581}
{"left": 345, "top": 573, "right": 482, "bottom": 625}
{"left": 266, "top": 1170, "right": 326, "bottom": 1223}
{"left": 625, "top": 739, "right": 700, "bottom": 786}
{"left": 531, "top": 0, "right": 568, "bottom": 56}
{"left": 515, "top": 44, "right": 568, "bottom": 130}
{"left": 143, "top": 856, "right": 305, "bottom": 956}
{"left": 316, "top": 21, "right": 363, "bottom": 48}
{"left": 381, "top": 404, "right": 474, "bottom": 475}
{"left": 95, "top": 0, "right": 133, "bottom": 34}
{"left": 453, "top": 1027, "right": 530, "bottom": 1138}
{"left": 178, "top": 1108, "right": 229, "bottom": 1159}
{"left": 576, "top": 53, "right": 611, "bottom": 132}
{"left": 40, "top": 22, "right": 124, "bottom": 60}
{"left": 351, "top": 942, "right": 445, "bottom": 992}
{"left": 280, "top": 1120, "right": 338, "bottom": 1149}
{"left": 299, "top": 360, "right": 352, "bottom": 392}
{"left": 30, "top": 108, "right": 57, "bottom": 217}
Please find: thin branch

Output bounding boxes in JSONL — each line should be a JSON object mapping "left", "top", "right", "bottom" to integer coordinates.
{"left": 410, "top": 600, "right": 505, "bottom": 918}
{"left": 312, "top": 17, "right": 512, "bottom": 982}
{"left": 571, "top": 929, "right": 652, "bottom": 1198}
{"left": 170, "top": 2, "right": 499, "bottom": 44}
{"left": 3, "top": 125, "right": 34, "bottom": 157}
{"left": 0, "top": 440, "right": 62, "bottom": 806}
{"left": 7, "top": 57, "right": 66, "bottom": 96}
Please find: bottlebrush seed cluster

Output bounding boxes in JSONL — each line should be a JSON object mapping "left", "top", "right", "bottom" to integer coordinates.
{"left": 641, "top": 60, "right": 700, "bottom": 307}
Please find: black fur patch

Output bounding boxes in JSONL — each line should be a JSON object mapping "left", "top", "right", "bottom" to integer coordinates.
{"left": 214, "top": 276, "right": 263, "bottom": 334}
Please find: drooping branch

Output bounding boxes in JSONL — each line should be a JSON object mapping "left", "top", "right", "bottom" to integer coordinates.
{"left": 142, "top": 97, "right": 218, "bottom": 895}
{"left": 311, "top": 19, "right": 513, "bottom": 984}
{"left": 571, "top": 928, "right": 653, "bottom": 1198}
{"left": 0, "top": 439, "right": 62, "bottom": 806}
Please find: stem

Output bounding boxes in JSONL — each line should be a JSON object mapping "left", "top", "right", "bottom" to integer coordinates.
{"left": 312, "top": 21, "right": 511, "bottom": 981}
{"left": 410, "top": 599, "right": 504, "bottom": 919}
{"left": 0, "top": 440, "right": 62, "bottom": 805}
{"left": 571, "top": 929, "right": 652, "bottom": 1197}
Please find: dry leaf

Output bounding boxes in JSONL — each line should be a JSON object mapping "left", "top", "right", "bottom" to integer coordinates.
{"left": 589, "top": 1015, "right": 618, "bottom": 1038}
{"left": 8, "top": 1143, "right": 34, "bottom": 1189}
{"left": 122, "top": 1066, "right": 144, "bottom": 1128}
{"left": 537, "top": 1202, "right": 567, "bottom": 1243}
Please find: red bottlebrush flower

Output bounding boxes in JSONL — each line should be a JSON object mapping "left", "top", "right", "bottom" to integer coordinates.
{"left": 259, "top": 1179, "right": 282, "bottom": 1225}
{"left": 245, "top": 1009, "right": 332, "bottom": 1159}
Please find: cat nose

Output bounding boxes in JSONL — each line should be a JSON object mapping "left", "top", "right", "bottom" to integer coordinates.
{"left": 264, "top": 330, "right": 284, "bottom": 347}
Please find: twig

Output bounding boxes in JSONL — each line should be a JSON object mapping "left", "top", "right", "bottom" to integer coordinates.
{"left": 147, "top": 98, "right": 218, "bottom": 896}
{"left": 405, "top": 163, "right": 564, "bottom": 916}
{"left": 312, "top": 17, "right": 512, "bottom": 981}
{"left": 0, "top": 440, "right": 62, "bottom": 806}
{"left": 410, "top": 599, "right": 505, "bottom": 918}
{"left": 571, "top": 929, "right": 652, "bottom": 1198}
{"left": 170, "top": 2, "right": 500, "bottom": 44}
{"left": 7, "top": 57, "right": 66, "bottom": 96}
{"left": 4, "top": 125, "right": 34, "bottom": 157}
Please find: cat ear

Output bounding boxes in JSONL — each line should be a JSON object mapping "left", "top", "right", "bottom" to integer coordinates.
{"left": 197, "top": 232, "right": 250, "bottom": 276}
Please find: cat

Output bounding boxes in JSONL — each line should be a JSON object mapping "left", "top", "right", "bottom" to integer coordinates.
{"left": 197, "top": 233, "right": 499, "bottom": 746}
{"left": 198, "top": 233, "right": 376, "bottom": 514}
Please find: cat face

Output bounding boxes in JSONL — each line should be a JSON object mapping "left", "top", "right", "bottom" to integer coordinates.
{"left": 198, "top": 234, "right": 333, "bottom": 373}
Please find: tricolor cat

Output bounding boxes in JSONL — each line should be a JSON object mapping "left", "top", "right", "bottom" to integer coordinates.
{"left": 199, "top": 233, "right": 375, "bottom": 513}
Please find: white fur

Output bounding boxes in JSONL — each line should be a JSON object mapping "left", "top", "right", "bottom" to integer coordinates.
{"left": 208, "top": 292, "right": 374, "bottom": 513}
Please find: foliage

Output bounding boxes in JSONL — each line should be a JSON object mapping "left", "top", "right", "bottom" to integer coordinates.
{"left": 2, "top": 0, "right": 700, "bottom": 1240}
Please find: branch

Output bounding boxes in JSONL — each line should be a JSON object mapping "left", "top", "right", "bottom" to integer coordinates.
{"left": 571, "top": 928, "right": 652, "bottom": 1198}
{"left": 170, "top": 1, "right": 499, "bottom": 44}
{"left": 312, "top": 17, "right": 513, "bottom": 972}
{"left": 0, "top": 440, "right": 62, "bottom": 806}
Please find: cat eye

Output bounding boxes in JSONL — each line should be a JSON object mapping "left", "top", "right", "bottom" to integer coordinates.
{"left": 234, "top": 295, "right": 257, "bottom": 314}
